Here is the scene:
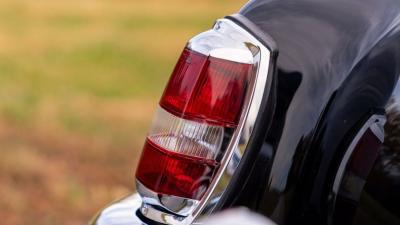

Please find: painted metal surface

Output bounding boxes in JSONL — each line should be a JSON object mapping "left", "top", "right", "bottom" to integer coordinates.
{"left": 214, "top": 0, "right": 400, "bottom": 225}
{"left": 332, "top": 82, "right": 400, "bottom": 225}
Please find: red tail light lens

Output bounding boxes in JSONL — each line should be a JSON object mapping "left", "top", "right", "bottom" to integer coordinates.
{"left": 136, "top": 47, "right": 252, "bottom": 199}
{"left": 160, "top": 48, "right": 252, "bottom": 128}
{"left": 136, "top": 107, "right": 224, "bottom": 199}
{"left": 137, "top": 138, "right": 219, "bottom": 199}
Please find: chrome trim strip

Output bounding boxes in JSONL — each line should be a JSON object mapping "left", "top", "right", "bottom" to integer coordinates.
{"left": 138, "top": 18, "right": 271, "bottom": 225}
{"left": 370, "top": 119, "right": 385, "bottom": 142}
{"left": 191, "top": 19, "right": 270, "bottom": 222}
{"left": 140, "top": 203, "right": 186, "bottom": 224}
{"left": 137, "top": 180, "right": 199, "bottom": 216}
{"left": 332, "top": 115, "right": 386, "bottom": 196}
{"left": 209, "top": 48, "right": 253, "bottom": 64}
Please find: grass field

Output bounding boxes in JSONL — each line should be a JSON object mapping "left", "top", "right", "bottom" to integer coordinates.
{"left": 0, "top": 0, "right": 247, "bottom": 224}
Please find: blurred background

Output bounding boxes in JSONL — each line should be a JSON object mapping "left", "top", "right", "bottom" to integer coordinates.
{"left": 0, "top": 0, "right": 246, "bottom": 224}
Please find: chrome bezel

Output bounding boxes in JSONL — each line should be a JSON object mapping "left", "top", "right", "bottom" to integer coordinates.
{"left": 137, "top": 18, "right": 272, "bottom": 225}
{"left": 331, "top": 114, "right": 385, "bottom": 202}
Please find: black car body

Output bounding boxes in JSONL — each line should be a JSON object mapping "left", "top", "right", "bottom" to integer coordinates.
{"left": 90, "top": 0, "right": 400, "bottom": 224}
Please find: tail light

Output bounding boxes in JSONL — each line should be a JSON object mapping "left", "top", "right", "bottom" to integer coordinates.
{"left": 137, "top": 48, "right": 252, "bottom": 200}
{"left": 135, "top": 18, "right": 272, "bottom": 224}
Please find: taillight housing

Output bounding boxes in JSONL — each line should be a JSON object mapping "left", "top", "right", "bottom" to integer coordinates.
{"left": 135, "top": 18, "right": 272, "bottom": 224}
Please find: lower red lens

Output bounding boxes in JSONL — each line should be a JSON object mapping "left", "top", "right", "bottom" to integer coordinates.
{"left": 136, "top": 138, "right": 219, "bottom": 200}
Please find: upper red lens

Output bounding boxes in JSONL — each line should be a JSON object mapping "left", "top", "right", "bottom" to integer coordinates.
{"left": 160, "top": 48, "right": 252, "bottom": 128}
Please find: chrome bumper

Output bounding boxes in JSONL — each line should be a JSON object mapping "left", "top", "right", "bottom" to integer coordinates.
{"left": 89, "top": 193, "right": 276, "bottom": 225}
{"left": 90, "top": 193, "right": 145, "bottom": 225}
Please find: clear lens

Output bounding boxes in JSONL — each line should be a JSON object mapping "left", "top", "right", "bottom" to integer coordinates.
{"left": 149, "top": 107, "right": 224, "bottom": 159}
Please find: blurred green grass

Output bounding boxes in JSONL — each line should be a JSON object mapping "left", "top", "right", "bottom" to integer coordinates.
{"left": 0, "top": 0, "right": 247, "bottom": 224}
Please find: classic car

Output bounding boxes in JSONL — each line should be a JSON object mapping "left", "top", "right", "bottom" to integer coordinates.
{"left": 90, "top": 0, "right": 400, "bottom": 224}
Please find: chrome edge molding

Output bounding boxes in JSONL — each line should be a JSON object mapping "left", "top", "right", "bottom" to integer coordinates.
{"left": 137, "top": 18, "right": 271, "bottom": 225}
{"left": 331, "top": 114, "right": 386, "bottom": 200}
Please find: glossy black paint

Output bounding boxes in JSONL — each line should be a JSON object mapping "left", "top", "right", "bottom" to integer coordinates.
{"left": 217, "top": 0, "right": 400, "bottom": 225}
{"left": 335, "top": 85, "right": 400, "bottom": 225}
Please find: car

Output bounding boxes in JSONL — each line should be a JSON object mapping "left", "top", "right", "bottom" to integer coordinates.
{"left": 89, "top": 0, "right": 400, "bottom": 224}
